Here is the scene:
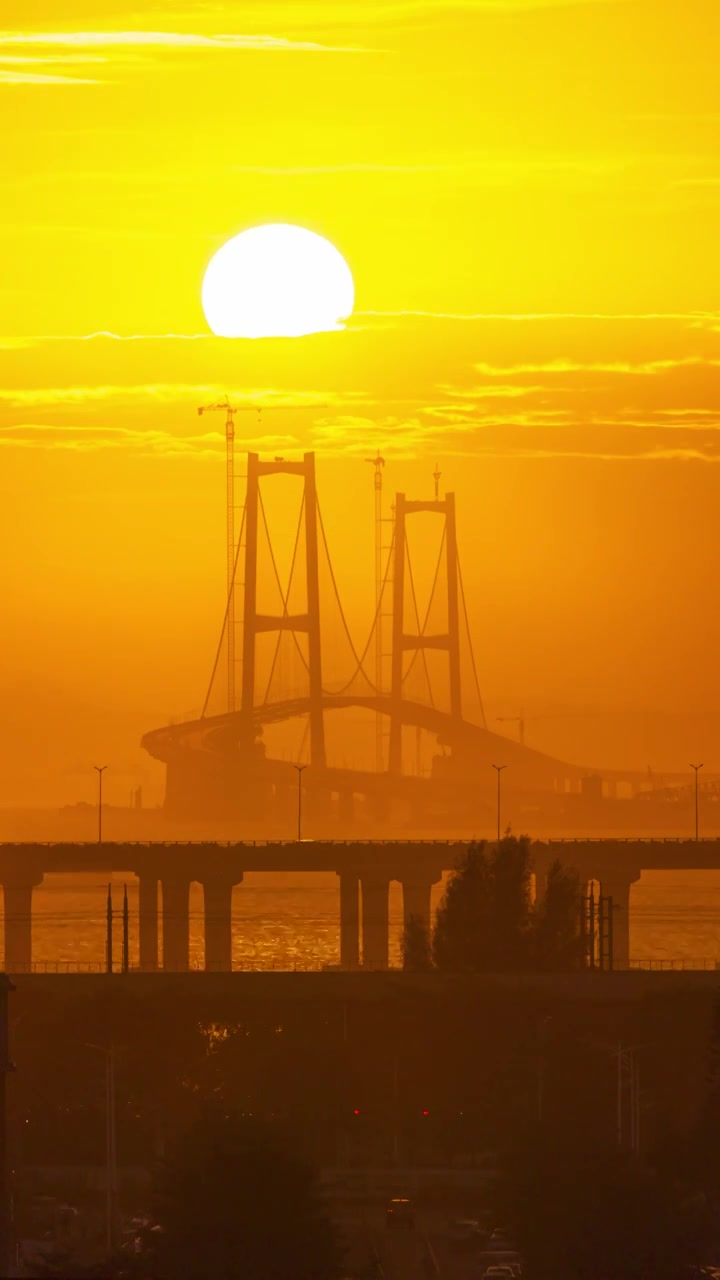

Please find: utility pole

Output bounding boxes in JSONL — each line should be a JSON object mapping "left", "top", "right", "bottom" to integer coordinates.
{"left": 106, "top": 884, "right": 113, "bottom": 975}
{"left": 122, "top": 885, "right": 129, "bottom": 974}
{"left": 691, "top": 763, "right": 703, "bottom": 841}
{"left": 392, "top": 1051, "right": 400, "bottom": 1166}
{"left": 0, "top": 977, "right": 14, "bottom": 1278}
{"left": 93, "top": 765, "right": 107, "bottom": 844}
{"left": 492, "top": 764, "right": 507, "bottom": 844}
{"left": 106, "top": 1045, "right": 117, "bottom": 1256}
{"left": 84, "top": 1043, "right": 118, "bottom": 1258}
{"left": 294, "top": 764, "right": 307, "bottom": 840}
{"left": 366, "top": 452, "right": 385, "bottom": 772}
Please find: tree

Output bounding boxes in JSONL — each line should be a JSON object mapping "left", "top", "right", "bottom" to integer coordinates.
{"left": 154, "top": 1109, "right": 341, "bottom": 1280}
{"left": 534, "top": 859, "right": 585, "bottom": 971}
{"left": 499, "top": 1138, "right": 713, "bottom": 1280}
{"left": 433, "top": 836, "right": 533, "bottom": 972}
{"left": 402, "top": 914, "right": 433, "bottom": 971}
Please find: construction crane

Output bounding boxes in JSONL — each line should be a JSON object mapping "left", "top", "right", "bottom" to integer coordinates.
{"left": 366, "top": 451, "right": 385, "bottom": 770}
{"left": 496, "top": 710, "right": 600, "bottom": 748}
{"left": 198, "top": 398, "right": 243, "bottom": 714}
{"left": 197, "top": 397, "right": 327, "bottom": 715}
{"left": 496, "top": 714, "right": 527, "bottom": 746}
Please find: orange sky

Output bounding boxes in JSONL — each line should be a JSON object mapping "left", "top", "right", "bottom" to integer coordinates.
{"left": 2, "top": 0, "right": 720, "bottom": 808}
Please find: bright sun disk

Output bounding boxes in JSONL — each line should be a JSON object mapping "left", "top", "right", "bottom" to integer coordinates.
{"left": 201, "top": 223, "right": 355, "bottom": 339}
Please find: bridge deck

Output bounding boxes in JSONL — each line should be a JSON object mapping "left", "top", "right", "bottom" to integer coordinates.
{"left": 0, "top": 839, "right": 718, "bottom": 876}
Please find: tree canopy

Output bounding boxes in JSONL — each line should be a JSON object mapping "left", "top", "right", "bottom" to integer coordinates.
{"left": 153, "top": 1109, "right": 341, "bottom": 1280}
{"left": 402, "top": 912, "right": 433, "bottom": 971}
{"left": 403, "top": 837, "right": 585, "bottom": 973}
{"left": 499, "top": 1138, "right": 713, "bottom": 1280}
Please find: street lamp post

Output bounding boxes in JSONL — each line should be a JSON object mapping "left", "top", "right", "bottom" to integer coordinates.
{"left": 294, "top": 765, "right": 307, "bottom": 841}
{"left": 84, "top": 1042, "right": 118, "bottom": 1259}
{"left": 691, "top": 763, "right": 704, "bottom": 841}
{"left": 93, "top": 766, "right": 107, "bottom": 845}
{"left": 492, "top": 764, "right": 507, "bottom": 844}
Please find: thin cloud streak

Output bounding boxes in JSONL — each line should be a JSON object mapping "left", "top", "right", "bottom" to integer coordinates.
{"left": 0, "top": 68, "right": 102, "bottom": 84}
{"left": 0, "top": 31, "right": 368, "bottom": 53}
{"left": 0, "top": 384, "right": 365, "bottom": 408}
{"left": 356, "top": 309, "right": 720, "bottom": 322}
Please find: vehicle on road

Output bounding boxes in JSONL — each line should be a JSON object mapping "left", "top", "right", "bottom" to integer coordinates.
{"left": 482, "top": 1266, "right": 518, "bottom": 1279}
{"left": 385, "top": 1198, "right": 415, "bottom": 1228}
{"left": 447, "top": 1218, "right": 486, "bottom": 1251}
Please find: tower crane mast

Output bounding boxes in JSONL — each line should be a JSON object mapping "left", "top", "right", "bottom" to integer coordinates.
{"left": 198, "top": 398, "right": 242, "bottom": 713}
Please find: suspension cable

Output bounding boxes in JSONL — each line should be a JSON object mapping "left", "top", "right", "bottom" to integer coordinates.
{"left": 401, "top": 524, "right": 446, "bottom": 691}
{"left": 404, "top": 532, "right": 436, "bottom": 708}
{"left": 457, "top": 548, "right": 487, "bottom": 727}
{"left": 202, "top": 503, "right": 247, "bottom": 718}
{"left": 261, "top": 493, "right": 306, "bottom": 705}
{"left": 326, "top": 526, "right": 396, "bottom": 697}
{"left": 316, "top": 497, "right": 378, "bottom": 689}
{"left": 258, "top": 488, "right": 311, "bottom": 678}
{"left": 295, "top": 715, "right": 310, "bottom": 765}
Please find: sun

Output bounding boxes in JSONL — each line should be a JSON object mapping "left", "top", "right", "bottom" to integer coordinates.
{"left": 201, "top": 223, "right": 355, "bottom": 339}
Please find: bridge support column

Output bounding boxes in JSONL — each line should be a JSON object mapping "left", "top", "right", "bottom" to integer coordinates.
{"left": 161, "top": 876, "right": 191, "bottom": 972}
{"left": 138, "top": 874, "right": 159, "bottom": 972}
{"left": 598, "top": 872, "right": 638, "bottom": 970}
{"left": 203, "top": 876, "right": 241, "bottom": 972}
{"left": 339, "top": 873, "right": 360, "bottom": 969}
{"left": 402, "top": 879, "right": 433, "bottom": 937}
{"left": 3, "top": 874, "right": 42, "bottom": 973}
{"left": 361, "top": 875, "right": 389, "bottom": 970}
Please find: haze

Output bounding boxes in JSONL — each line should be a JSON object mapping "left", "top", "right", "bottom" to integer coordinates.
{"left": 1, "top": 0, "right": 720, "bottom": 812}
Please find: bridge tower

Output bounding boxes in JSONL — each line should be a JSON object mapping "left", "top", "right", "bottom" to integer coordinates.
{"left": 242, "top": 452, "right": 326, "bottom": 767}
{"left": 388, "top": 490, "right": 461, "bottom": 774}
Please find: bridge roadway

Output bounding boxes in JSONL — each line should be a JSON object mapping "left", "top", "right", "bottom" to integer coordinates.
{"left": 0, "top": 838, "right": 716, "bottom": 974}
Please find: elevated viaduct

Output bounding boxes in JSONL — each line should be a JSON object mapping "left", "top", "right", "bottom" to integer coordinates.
{"left": 0, "top": 839, "right": 718, "bottom": 973}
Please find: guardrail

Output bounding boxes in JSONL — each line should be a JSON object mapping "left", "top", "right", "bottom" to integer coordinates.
{"left": 629, "top": 958, "right": 720, "bottom": 971}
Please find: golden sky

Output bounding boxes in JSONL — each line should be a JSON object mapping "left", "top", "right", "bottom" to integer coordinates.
{"left": 2, "top": 0, "right": 720, "bottom": 807}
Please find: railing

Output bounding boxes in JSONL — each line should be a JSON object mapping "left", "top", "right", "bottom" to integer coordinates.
{"left": 2, "top": 837, "right": 720, "bottom": 848}
{"left": 8, "top": 958, "right": 720, "bottom": 974}
{"left": 8, "top": 960, "right": 340, "bottom": 974}
{"left": 629, "top": 957, "right": 720, "bottom": 971}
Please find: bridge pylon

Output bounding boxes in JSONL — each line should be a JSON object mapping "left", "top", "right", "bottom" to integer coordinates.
{"left": 242, "top": 451, "right": 326, "bottom": 767}
{"left": 389, "top": 490, "right": 461, "bottom": 774}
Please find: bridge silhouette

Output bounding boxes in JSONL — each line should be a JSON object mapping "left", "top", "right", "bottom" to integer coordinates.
{"left": 142, "top": 451, "right": 591, "bottom": 829}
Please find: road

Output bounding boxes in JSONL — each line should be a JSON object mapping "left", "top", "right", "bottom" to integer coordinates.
{"left": 332, "top": 1204, "right": 491, "bottom": 1280}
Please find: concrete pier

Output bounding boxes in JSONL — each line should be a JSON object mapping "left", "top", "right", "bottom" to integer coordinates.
{"left": 361, "top": 874, "right": 390, "bottom": 970}
{"left": 203, "top": 876, "right": 240, "bottom": 973}
{"left": 598, "top": 871, "right": 639, "bottom": 971}
{"left": 161, "top": 875, "right": 191, "bottom": 972}
{"left": 3, "top": 874, "right": 42, "bottom": 973}
{"left": 401, "top": 878, "right": 434, "bottom": 937}
{"left": 339, "top": 872, "right": 360, "bottom": 969}
{"left": 138, "top": 873, "right": 159, "bottom": 972}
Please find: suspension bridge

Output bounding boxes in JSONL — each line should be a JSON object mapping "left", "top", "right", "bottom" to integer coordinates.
{"left": 142, "top": 450, "right": 589, "bottom": 832}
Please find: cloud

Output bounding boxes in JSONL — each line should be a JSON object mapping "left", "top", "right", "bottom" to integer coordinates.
{"left": 356, "top": 310, "right": 720, "bottom": 322}
{"left": 0, "top": 68, "right": 102, "bottom": 84}
{"left": 0, "top": 30, "right": 366, "bottom": 53}
{"left": 0, "top": 332, "right": 213, "bottom": 349}
{"left": 0, "top": 383, "right": 368, "bottom": 410}
{"left": 0, "top": 422, "right": 300, "bottom": 456}
{"left": 472, "top": 356, "right": 717, "bottom": 376}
